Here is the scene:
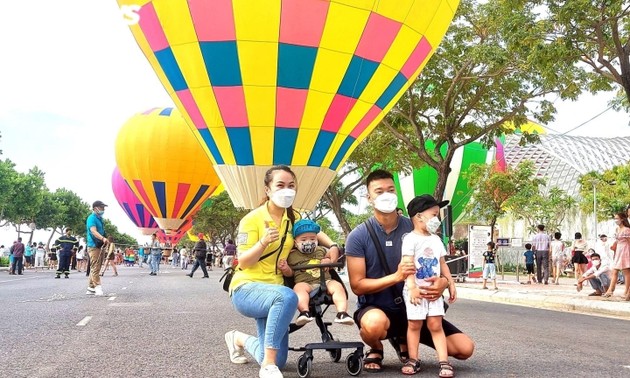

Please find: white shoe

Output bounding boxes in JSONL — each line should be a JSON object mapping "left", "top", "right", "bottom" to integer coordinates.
{"left": 259, "top": 364, "right": 283, "bottom": 378}
{"left": 225, "top": 330, "right": 247, "bottom": 364}
{"left": 334, "top": 311, "right": 355, "bottom": 325}
{"left": 94, "top": 285, "right": 104, "bottom": 296}
{"left": 86, "top": 287, "right": 96, "bottom": 295}
{"left": 295, "top": 311, "right": 313, "bottom": 326}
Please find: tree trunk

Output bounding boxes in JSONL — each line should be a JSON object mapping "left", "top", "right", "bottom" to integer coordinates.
{"left": 490, "top": 218, "right": 497, "bottom": 243}
{"left": 324, "top": 188, "right": 352, "bottom": 237}
{"left": 433, "top": 162, "right": 452, "bottom": 201}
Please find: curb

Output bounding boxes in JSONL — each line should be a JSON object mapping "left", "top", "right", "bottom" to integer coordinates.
{"left": 457, "top": 287, "right": 630, "bottom": 319}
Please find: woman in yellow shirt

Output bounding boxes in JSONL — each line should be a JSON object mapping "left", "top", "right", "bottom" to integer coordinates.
{"left": 224, "top": 165, "right": 339, "bottom": 378}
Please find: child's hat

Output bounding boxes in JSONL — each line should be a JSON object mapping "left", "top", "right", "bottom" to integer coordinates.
{"left": 407, "top": 194, "right": 449, "bottom": 217}
{"left": 293, "top": 219, "right": 321, "bottom": 238}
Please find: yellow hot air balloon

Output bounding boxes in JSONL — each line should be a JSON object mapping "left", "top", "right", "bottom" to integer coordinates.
{"left": 117, "top": 0, "right": 459, "bottom": 209}
{"left": 115, "top": 107, "right": 222, "bottom": 230}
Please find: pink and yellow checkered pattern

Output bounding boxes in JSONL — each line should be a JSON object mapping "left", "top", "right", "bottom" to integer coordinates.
{"left": 117, "top": 0, "right": 459, "bottom": 209}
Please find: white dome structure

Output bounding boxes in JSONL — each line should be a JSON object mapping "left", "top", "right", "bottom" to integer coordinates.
{"left": 502, "top": 134, "right": 630, "bottom": 197}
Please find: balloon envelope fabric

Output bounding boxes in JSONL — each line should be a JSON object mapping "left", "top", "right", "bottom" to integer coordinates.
{"left": 393, "top": 141, "right": 492, "bottom": 224}
{"left": 115, "top": 107, "right": 222, "bottom": 231}
{"left": 112, "top": 166, "right": 160, "bottom": 235}
{"left": 117, "top": 0, "right": 460, "bottom": 209}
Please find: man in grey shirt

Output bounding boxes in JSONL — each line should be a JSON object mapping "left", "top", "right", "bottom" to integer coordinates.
{"left": 532, "top": 224, "right": 552, "bottom": 284}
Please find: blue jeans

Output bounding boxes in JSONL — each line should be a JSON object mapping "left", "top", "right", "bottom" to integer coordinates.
{"left": 588, "top": 272, "right": 611, "bottom": 292}
{"left": 231, "top": 283, "right": 298, "bottom": 368}
{"left": 150, "top": 253, "right": 162, "bottom": 273}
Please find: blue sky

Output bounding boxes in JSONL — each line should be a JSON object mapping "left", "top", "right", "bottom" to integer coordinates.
{"left": 1, "top": 0, "right": 629, "bottom": 244}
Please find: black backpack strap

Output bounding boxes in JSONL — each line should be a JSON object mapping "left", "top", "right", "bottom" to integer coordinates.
{"left": 364, "top": 220, "right": 404, "bottom": 307}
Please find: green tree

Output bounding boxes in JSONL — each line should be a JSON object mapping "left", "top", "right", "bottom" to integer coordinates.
{"left": 538, "top": 0, "right": 630, "bottom": 106}
{"left": 0, "top": 159, "right": 19, "bottom": 224}
{"left": 578, "top": 164, "right": 630, "bottom": 220}
{"left": 192, "top": 192, "right": 249, "bottom": 247}
{"left": 465, "top": 161, "right": 541, "bottom": 239}
{"left": 322, "top": 126, "right": 420, "bottom": 237}
{"left": 510, "top": 187, "right": 577, "bottom": 234}
{"left": 381, "top": 0, "right": 584, "bottom": 200}
{"left": 2, "top": 166, "right": 47, "bottom": 242}
{"left": 103, "top": 219, "right": 138, "bottom": 247}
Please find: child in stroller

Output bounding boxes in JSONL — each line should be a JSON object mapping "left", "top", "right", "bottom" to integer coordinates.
{"left": 278, "top": 219, "right": 354, "bottom": 326}
{"left": 278, "top": 219, "right": 363, "bottom": 377}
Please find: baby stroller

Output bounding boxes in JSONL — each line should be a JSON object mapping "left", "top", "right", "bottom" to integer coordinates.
{"left": 287, "top": 261, "right": 364, "bottom": 377}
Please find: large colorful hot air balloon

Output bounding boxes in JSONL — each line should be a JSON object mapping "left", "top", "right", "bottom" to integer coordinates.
{"left": 117, "top": 0, "right": 459, "bottom": 209}
{"left": 112, "top": 166, "right": 160, "bottom": 235}
{"left": 115, "top": 107, "right": 222, "bottom": 231}
{"left": 394, "top": 142, "right": 492, "bottom": 223}
{"left": 157, "top": 218, "right": 193, "bottom": 245}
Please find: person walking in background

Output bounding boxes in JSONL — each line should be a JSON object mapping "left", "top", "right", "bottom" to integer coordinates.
{"left": 149, "top": 233, "right": 162, "bottom": 276}
{"left": 482, "top": 242, "right": 499, "bottom": 290}
{"left": 188, "top": 233, "right": 209, "bottom": 278}
{"left": 223, "top": 239, "right": 237, "bottom": 269}
{"left": 532, "top": 224, "right": 552, "bottom": 285}
{"left": 76, "top": 245, "right": 86, "bottom": 272}
{"left": 54, "top": 228, "right": 79, "bottom": 279}
{"left": 603, "top": 212, "right": 630, "bottom": 300}
{"left": 24, "top": 242, "right": 34, "bottom": 269}
{"left": 550, "top": 232, "right": 566, "bottom": 285}
{"left": 10, "top": 238, "right": 25, "bottom": 275}
{"left": 171, "top": 246, "right": 180, "bottom": 268}
{"left": 34, "top": 243, "right": 47, "bottom": 272}
{"left": 179, "top": 245, "right": 189, "bottom": 270}
{"left": 100, "top": 237, "right": 119, "bottom": 277}
{"left": 86, "top": 200, "right": 109, "bottom": 296}
{"left": 571, "top": 232, "right": 589, "bottom": 286}
{"left": 523, "top": 243, "right": 536, "bottom": 284}
{"left": 138, "top": 245, "right": 145, "bottom": 268}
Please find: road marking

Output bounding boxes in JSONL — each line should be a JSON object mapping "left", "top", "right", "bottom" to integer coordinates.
{"left": 623, "top": 365, "right": 630, "bottom": 369}
{"left": 76, "top": 316, "right": 92, "bottom": 327}
{"left": 108, "top": 296, "right": 116, "bottom": 301}
{"left": 122, "top": 287, "right": 127, "bottom": 290}
{"left": 0, "top": 275, "right": 42, "bottom": 284}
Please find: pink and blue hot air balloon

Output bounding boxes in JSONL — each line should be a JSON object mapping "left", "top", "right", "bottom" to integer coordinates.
{"left": 112, "top": 167, "right": 159, "bottom": 235}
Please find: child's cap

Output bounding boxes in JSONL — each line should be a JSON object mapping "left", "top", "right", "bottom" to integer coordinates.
{"left": 293, "top": 219, "right": 321, "bottom": 238}
{"left": 407, "top": 194, "right": 449, "bottom": 218}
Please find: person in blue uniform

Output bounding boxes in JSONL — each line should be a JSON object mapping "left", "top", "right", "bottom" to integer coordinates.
{"left": 54, "top": 228, "right": 79, "bottom": 279}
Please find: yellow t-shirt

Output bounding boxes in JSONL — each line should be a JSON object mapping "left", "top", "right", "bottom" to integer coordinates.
{"left": 229, "top": 203, "right": 298, "bottom": 293}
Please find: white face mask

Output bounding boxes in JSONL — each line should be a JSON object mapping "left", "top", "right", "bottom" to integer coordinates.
{"left": 422, "top": 216, "right": 442, "bottom": 234}
{"left": 373, "top": 192, "right": 398, "bottom": 214}
{"left": 270, "top": 188, "right": 296, "bottom": 208}
{"left": 592, "top": 259, "right": 601, "bottom": 267}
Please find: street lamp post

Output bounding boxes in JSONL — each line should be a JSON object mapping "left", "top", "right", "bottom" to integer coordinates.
{"left": 591, "top": 180, "right": 598, "bottom": 240}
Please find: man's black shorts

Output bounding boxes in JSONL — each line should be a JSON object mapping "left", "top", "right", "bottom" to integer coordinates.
{"left": 353, "top": 305, "right": 462, "bottom": 349}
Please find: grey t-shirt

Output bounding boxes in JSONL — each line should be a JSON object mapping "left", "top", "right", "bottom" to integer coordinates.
{"left": 345, "top": 216, "right": 412, "bottom": 312}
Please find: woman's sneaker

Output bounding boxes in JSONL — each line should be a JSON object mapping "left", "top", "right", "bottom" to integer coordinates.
{"left": 334, "top": 311, "right": 354, "bottom": 325}
{"left": 259, "top": 364, "right": 283, "bottom": 378}
{"left": 295, "top": 311, "right": 313, "bottom": 326}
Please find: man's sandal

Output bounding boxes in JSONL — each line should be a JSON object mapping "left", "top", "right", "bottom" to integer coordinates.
{"left": 438, "top": 361, "right": 455, "bottom": 378}
{"left": 388, "top": 337, "right": 409, "bottom": 363}
{"left": 401, "top": 359, "right": 422, "bottom": 375}
{"left": 363, "top": 349, "right": 383, "bottom": 373}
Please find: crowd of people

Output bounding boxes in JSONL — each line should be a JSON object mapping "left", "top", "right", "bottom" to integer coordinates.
{"left": 519, "top": 218, "right": 630, "bottom": 299}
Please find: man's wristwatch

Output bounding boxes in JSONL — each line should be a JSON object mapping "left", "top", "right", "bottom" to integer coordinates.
{"left": 329, "top": 243, "right": 338, "bottom": 248}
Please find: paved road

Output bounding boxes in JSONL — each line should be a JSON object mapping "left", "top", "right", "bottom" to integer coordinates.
{"left": 1, "top": 266, "right": 628, "bottom": 378}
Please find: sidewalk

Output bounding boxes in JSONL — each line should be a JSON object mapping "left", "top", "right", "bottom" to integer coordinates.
{"left": 336, "top": 271, "right": 630, "bottom": 320}
{"left": 456, "top": 275, "right": 630, "bottom": 319}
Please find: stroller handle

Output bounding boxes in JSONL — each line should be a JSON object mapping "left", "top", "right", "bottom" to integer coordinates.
{"left": 291, "top": 262, "right": 344, "bottom": 271}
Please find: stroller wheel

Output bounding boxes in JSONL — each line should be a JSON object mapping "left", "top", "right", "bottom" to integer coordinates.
{"left": 346, "top": 352, "right": 363, "bottom": 376}
{"left": 329, "top": 348, "right": 342, "bottom": 363}
{"left": 297, "top": 354, "right": 312, "bottom": 378}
